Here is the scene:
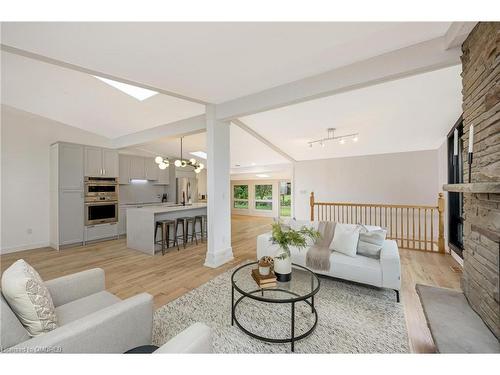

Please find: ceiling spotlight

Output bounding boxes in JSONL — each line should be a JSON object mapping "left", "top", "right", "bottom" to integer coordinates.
{"left": 353, "top": 137, "right": 358, "bottom": 142}
{"left": 308, "top": 128, "right": 359, "bottom": 148}
{"left": 189, "top": 158, "right": 197, "bottom": 164}
{"left": 174, "top": 160, "right": 182, "bottom": 167}
{"left": 159, "top": 162, "right": 168, "bottom": 170}
{"left": 155, "top": 156, "right": 164, "bottom": 164}
{"left": 340, "top": 139, "right": 346, "bottom": 144}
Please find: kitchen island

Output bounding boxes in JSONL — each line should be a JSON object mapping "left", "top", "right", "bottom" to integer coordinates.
{"left": 126, "top": 203, "right": 207, "bottom": 255}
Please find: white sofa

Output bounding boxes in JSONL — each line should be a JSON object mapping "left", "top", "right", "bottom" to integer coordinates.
{"left": 256, "top": 223, "right": 401, "bottom": 301}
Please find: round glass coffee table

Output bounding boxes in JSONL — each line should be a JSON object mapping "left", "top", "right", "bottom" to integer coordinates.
{"left": 231, "top": 262, "right": 320, "bottom": 352}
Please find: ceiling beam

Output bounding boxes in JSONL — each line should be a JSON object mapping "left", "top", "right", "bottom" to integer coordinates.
{"left": 112, "top": 114, "right": 206, "bottom": 149}
{"left": 1, "top": 44, "right": 209, "bottom": 106}
{"left": 216, "top": 36, "right": 462, "bottom": 121}
{"left": 443, "top": 22, "right": 477, "bottom": 50}
{"left": 232, "top": 119, "right": 296, "bottom": 163}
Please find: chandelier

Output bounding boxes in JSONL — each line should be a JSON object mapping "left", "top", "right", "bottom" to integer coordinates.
{"left": 155, "top": 137, "right": 204, "bottom": 173}
{"left": 308, "top": 128, "right": 358, "bottom": 147}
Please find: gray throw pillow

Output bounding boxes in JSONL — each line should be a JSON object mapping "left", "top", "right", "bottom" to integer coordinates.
{"left": 357, "top": 227, "right": 387, "bottom": 259}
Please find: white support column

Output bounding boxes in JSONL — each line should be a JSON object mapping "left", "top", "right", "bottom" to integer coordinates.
{"left": 205, "top": 104, "right": 234, "bottom": 268}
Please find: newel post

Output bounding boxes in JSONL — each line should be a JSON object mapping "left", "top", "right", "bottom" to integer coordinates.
{"left": 310, "top": 192, "right": 315, "bottom": 221}
{"left": 437, "top": 193, "right": 445, "bottom": 254}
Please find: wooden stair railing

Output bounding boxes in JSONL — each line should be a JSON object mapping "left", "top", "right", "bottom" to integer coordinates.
{"left": 309, "top": 192, "right": 446, "bottom": 253}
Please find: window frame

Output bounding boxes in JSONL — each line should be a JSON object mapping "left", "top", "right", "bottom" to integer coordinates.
{"left": 232, "top": 184, "right": 249, "bottom": 210}
{"left": 254, "top": 184, "right": 273, "bottom": 211}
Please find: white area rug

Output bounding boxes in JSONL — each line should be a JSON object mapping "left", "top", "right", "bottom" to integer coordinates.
{"left": 153, "top": 265, "right": 409, "bottom": 353}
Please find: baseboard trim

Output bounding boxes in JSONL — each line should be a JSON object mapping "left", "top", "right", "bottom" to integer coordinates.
{"left": 0, "top": 242, "right": 51, "bottom": 255}
{"left": 204, "top": 247, "right": 234, "bottom": 268}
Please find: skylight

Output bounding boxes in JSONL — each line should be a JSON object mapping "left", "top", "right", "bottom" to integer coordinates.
{"left": 93, "top": 76, "right": 158, "bottom": 101}
{"left": 190, "top": 151, "right": 207, "bottom": 159}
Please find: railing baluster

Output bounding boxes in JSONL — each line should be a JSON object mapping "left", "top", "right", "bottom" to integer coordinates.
{"left": 418, "top": 208, "right": 421, "bottom": 250}
{"left": 431, "top": 208, "right": 434, "bottom": 251}
{"left": 424, "top": 208, "right": 428, "bottom": 251}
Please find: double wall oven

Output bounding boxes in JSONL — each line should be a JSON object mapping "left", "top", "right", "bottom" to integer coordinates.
{"left": 84, "top": 177, "right": 118, "bottom": 225}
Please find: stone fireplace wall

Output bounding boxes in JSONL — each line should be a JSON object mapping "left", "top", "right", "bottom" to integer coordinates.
{"left": 460, "top": 22, "right": 500, "bottom": 338}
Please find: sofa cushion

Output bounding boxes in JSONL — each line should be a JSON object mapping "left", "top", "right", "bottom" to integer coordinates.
{"left": 56, "top": 291, "right": 121, "bottom": 326}
{"left": 329, "top": 224, "right": 360, "bottom": 257}
{"left": 330, "top": 252, "right": 382, "bottom": 287}
{"left": 0, "top": 293, "right": 31, "bottom": 350}
{"left": 357, "top": 227, "right": 387, "bottom": 259}
{"left": 1, "top": 259, "right": 58, "bottom": 337}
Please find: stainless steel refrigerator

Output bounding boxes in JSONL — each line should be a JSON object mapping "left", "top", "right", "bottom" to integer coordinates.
{"left": 176, "top": 177, "right": 198, "bottom": 204}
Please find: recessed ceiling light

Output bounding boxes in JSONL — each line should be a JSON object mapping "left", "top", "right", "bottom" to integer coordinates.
{"left": 94, "top": 76, "right": 158, "bottom": 101}
{"left": 256, "top": 174, "right": 270, "bottom": 178}
{"left": 251, "top": 162, "right": 256, "bottom": 166}
{"left": 190, "top": 151, "right": 207, "bottom": 160}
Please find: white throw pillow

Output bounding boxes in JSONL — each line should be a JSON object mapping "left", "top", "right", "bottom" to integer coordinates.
{"left": 329, "top": 223, "right": 360, "bottom": 257}
{"left": 357, "top": 226, "right": 387, "bottom": 259}
{"left": 1, "top": 259, "right": 58, "bottom": 336}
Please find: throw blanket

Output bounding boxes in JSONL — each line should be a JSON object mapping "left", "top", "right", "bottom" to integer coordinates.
{"left": 306, "top": 222, "right": 336, "bottom": 272}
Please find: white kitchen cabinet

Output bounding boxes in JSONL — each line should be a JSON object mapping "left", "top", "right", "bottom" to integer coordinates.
{"left": 84, "top": 222, "right": 118, "bottom": 242}
{"left": 119, "top": 154, "right": 131, "bottom": 184}
{"left": 145, "top": 157, "right": 159, "bottom": 181}
{"left": 130, "top": 156, "right": 146, "bottom": 180}
{"left": 59, "top": 190, "right": 84, "bottom": 245}
{"left": 84, "top": 146, "right": 119, "bottom": 177}
{"left": 102, "top": 149, "right": 119, "bottom": 177}
{"left": 154, "top": 165, "right": 170, "bottom": 185}
{"left": 84, "top": 146, "right": 103, "bottom": 177}
{"left": 59, "top": 143, "right": 84, "bottom": 190}
{"left": 118, "top": 206, "right": 127, "bottom": 235}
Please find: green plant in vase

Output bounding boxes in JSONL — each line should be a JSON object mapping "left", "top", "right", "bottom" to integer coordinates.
{"left": 270, "top": 222, "right": 320, "bottom": 281}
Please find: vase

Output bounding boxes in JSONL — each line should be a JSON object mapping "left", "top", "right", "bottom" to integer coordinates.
{"left": 274, "top": 249, "right": 292, "bottom": 282}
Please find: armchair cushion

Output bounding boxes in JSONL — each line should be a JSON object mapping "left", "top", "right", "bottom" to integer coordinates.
{"left": 56, "top": 291, "right": 121, "bottom": 326}
{"left": 45, "top": 268, "right": 105, "bottom": 307}
{"left": 154, "top": 323, "right": 213, "bottom": 353}
{"left": 1, "top": 259, "right": 58, "bottom": 336}
{"left": 0, "top": 293, "right": 30, "bottom": 350}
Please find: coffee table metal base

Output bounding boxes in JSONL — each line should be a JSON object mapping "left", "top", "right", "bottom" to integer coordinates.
{"left": 231, "top": 288, "right": 318, "bottom": 352}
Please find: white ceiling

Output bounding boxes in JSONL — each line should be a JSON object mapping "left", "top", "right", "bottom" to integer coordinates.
{"left": 123, "top": 124, "right": 290, "bottom": 169}
{"left": 1, "top": 22, "right": 451, "bottom": 103}
{"left": 241, "top": 65, "right": 462, "bottom": 161}
{"left": 0, "top": 51, "right": 205, "bottom": 138}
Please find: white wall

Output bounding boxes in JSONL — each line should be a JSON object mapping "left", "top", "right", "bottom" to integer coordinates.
{"left": 293, "top": 150, "right": 442, "bottom": 220}
{"left": 1, "top": 105, "right": 111, "bottom": 253}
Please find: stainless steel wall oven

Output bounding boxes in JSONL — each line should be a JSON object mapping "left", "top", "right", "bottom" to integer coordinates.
{"left": 84, "top": 177, "right": 118, "bottom": 225}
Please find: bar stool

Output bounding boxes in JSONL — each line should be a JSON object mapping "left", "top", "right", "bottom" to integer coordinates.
{"left": 194, "top": 215, "right": 208, "bottom": 242}
{"left": 155, "top": 219, "right": 176, "bottom": 255}
{"left": 175, "top": 217, "right": 198, "bottom": 249}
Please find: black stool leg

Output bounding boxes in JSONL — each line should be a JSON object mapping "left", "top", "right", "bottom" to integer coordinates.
{"left": 182, "top": 220, "right": 186, "bottom": 249}
{"left": 161, "top": 223, "right": 166, "bottom": 256}
{"left": 192, "top": 220, "right": 198, "bottom": 245}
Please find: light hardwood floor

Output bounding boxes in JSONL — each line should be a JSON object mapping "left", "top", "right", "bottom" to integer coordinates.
{"left": 0, "top": 214, "right": 461, "bottom": 353}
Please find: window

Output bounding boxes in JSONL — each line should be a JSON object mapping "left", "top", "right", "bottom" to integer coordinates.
{"left": 279, "top": 181, "right": 291, "bottom": 217}
{"left": 233, "top": 185, "right": 249, "bottom": 209}
{"left": 255, "top": 184, "right": 273, "bottom": 211}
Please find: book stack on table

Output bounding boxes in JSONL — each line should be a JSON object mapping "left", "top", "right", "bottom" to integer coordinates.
{"left": 252, "top": 268, "right": 277, "bottom": 288}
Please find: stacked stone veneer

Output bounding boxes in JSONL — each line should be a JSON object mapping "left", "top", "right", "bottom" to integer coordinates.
{"left": 460, "top": 22, "right": 500, "bottom": 339}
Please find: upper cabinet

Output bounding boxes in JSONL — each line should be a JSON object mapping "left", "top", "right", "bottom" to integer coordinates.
{"left": 102, "top": 149, "right": 119, "bottom": 177}
{"left": 119, "top": 154, "right": 131, "bottom": 184}
{"left": 84, "top": 147, "right": 118, "bottom": 177}
{"left": 145, "top": 157, "right": 159, "bottom": 181}
{"left": 129, "top": 156, "right": 146, "bottom": 180}
{"left": 59, "top": 143, "right": 84, "bottom": 190}
{"left": 120, "top": 154, "right": 169, "bottom": 184}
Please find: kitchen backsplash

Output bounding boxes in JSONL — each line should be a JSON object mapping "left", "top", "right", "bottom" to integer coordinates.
{"left": 119, "top": 181, "right": 168, "bottom": 204}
